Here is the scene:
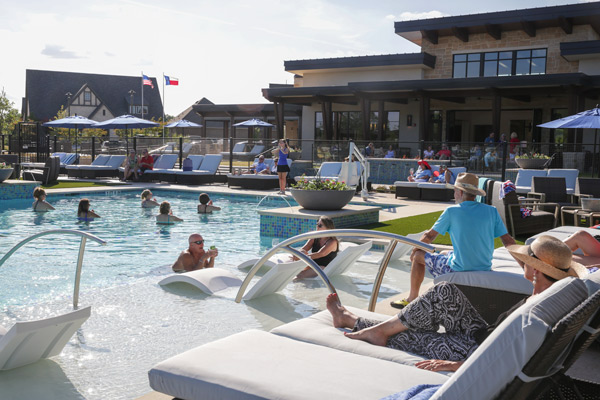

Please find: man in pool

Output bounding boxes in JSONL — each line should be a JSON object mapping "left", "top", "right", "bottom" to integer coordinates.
{"left": 171, "top": 233, "right": 218, "bottom": 272}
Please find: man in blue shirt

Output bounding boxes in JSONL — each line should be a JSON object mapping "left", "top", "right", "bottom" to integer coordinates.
{"left": 247, "top": 155, "right": 267, "bottom": 174}
{"left": 392, "top": 172, "right": 516, "bottom": 309}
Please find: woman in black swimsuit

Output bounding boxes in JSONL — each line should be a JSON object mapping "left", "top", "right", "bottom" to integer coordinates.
{"left": 32, "top": 187, "right": 55, "bottom": 211}
{"left": 294, "top": 216, "right": 339, "bottom": 279}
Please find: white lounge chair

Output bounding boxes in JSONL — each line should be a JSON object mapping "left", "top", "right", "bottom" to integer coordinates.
{"left": 175, "top": 154, "right": 224, "bottom": 185}
{"left": 157, "top": 155, "right": 205, "bottom": 183}
{"left": 242, "top": 241, "right": 372, "bottom": 300}
{"left": 159, "top": 268, "right": 242, "bottom": 295}
{"left": 0, "top": 306, "right": 91, "bottom": 370}
{"left": 360, "top": 232, "right": 424, "bottom": 264}
{"left": 139, "top": 154, "right": 179, "bottom": 182}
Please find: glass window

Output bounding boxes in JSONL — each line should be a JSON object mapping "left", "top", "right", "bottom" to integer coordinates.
{"left": 484, "top": 61, "right": 497, "bottom": 76}
{"left": 385, "top": 111, "right": 400, "bottom": 141}
{"left": 532, "top": 49, "right": 546, "bottom": 57}
{"left": 315, "top": 112, "right": 324, "bottom": 140}
{"left": 516, "top": 59, "right": 531, "bottom": 75}
{"left": 453, "top": 48, "right": 546, "bottom": 78}
{"left": 84, "top": 92, "right": 91, "bottom": 102}
{"left": 467, "top": 53, "right": 481, "bottom": 61}
{"left": 454, "top": 54, "right": 467, "bottom": 62}
{"left": 516, "top": 50, "right": 531, "bottom": 58}
{"left": 453, "top": 62, "right": 466, "bottom": 78}
{"left": 499, "top": 51, "right": 512, "bottom": 59}
{"left": 498, "top": 60, "right": 512, "bottom": 76}
{"left": 530, "top": 58, "right": 546, "bottom": 74}
{"left": 485, "top": 52, "right": 498, "bottom": 60}
{"left": 467, "top": 61, "right": 480, "bottom": 77}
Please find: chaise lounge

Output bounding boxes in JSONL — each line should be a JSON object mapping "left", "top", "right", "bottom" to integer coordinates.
{"left": 175, "top": 154, "right": 224, "bottom": 185}
{"left": 66, "top": 155, "right": 126, "bottom": 179}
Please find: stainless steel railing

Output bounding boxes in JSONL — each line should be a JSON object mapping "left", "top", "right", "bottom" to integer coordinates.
{"left": 0, "top": 229, "right": 107, "bottom": 308}
{"left": 235, "top": 229, "right": 434, "bottom": 311}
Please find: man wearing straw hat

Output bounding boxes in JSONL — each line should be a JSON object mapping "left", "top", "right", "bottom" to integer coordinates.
{"left": 327, "top": 235, "right": 587, "bottom": 372}
{"left": 392, "top": 172, "right": 516, "bottom": 309}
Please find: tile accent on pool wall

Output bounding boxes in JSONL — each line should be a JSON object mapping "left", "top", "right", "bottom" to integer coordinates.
{"left": 260, "top": 208, "right": 379, "bottom": 238}
{"left": 0, "top": 181, "right": 37, "bottom": 201}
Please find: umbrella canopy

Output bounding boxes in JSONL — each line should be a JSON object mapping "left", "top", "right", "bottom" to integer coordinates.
{"left": 538, "top": 106, "right": 600, "bottom": 129}
{"left": 42, "top": 115, "right": 97, "bottom": 129}
{"left": 165, "top": 119, "right": 203, "bottom": 128}
{"left": 233, "top": 119, "right": 275, "bottom": 127}
{"left": 92, "top": 114, "right": 159, "bottom": 129}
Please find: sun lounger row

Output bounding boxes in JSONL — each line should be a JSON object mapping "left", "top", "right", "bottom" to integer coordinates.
{"left": 66, "top": 155, "right": 127, "bottom": 178}
{"left": 220, "top": 143, "right": 266, "bottom": 161}
{"left": 139, "top": 154, "right": 224, "bottom": 184}
{"left": 294, "top": 161, "right": 362, "bottom": 187}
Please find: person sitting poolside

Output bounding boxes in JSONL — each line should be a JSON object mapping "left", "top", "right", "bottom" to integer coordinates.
{"left": 171, "top": 233, "right": 218, "bottom": 272}
{"left": 484, "top": 149, "right": 497, "bottom": 170}
{"left": 429, "top": 165, "right": 450, "bottom": 184}
{"left": 141, "top": 189, "right": 159, "bottom": 208}
{"left": 384, "top": 145, "right": 395, "bottom": 158}
{"left": 32, "top": 187, "right": 55, "bottom": 211}
{"left": 564, "top": 230, "right": 600, "bottom": 270}
{"left": 197, "top": 193, "right": 221, "bottom": 214}
{"left": 156, "top": 201, "right": 183, "bottom": 224}
{"left": 122, "top": 150, "right": 139, "bottom": 181}
{"left": 423, "top": 146, "right": 435, "bottom": 159}
{"left": 293, "top": 216, "right": 339, "bottom": 280}
{"left": 243, "top": 155, "right": 268, "bottom": 175}
{"left": 407, "top": 160, "right": 432, "bottom": 182}
{"left": 138, "top": 149, "right": 154, "bottom": 174}
{"left": 435, "top": 144, "right": 452, "bottom": 160}
{"left": 78, "top": 198, "right": 101, "bottom": 220}
{"left": 327, "top": 235, "right": 586, "bottom": 372}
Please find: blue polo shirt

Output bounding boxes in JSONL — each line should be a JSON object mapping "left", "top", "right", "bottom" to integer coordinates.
{"left": 432, "top": 201, "right": 507, "bottom": 271}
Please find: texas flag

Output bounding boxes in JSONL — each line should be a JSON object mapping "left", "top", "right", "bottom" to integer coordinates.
{"left": 165, "top": 75, "right": 179, "bottom": 86}
{"left": 142, "top": 74, "right": 154, "bottom": 89}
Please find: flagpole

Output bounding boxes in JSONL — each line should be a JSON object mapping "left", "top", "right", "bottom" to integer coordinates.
{"left": 141, "top": 71, "right": 144, "bottom": 120}
{"left": 162, "top": 72, "right": 165, "bottom": 145}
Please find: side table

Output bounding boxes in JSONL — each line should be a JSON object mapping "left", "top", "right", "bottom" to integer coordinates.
{"left": 563, "top": 208, "right": 600, "bottom": 227}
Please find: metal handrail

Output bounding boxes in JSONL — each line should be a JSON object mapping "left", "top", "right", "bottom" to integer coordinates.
{"left": 0, "top": 229, "right": 107, "bottom": 309}
{"left": 235, "top": 229, "right": 434, "bottom": 310}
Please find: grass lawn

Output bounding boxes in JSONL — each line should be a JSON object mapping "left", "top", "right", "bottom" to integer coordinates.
{"left": 359, "top": 211, "right": 525, "bottom": 248}
{"left": 42, "top": 181, "right": 125, "bottom": 189}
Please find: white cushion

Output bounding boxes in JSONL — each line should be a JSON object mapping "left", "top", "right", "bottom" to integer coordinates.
{"left": 394, "top": 181, "right": 420, "bottom": 187}
{"left": 584, "top": 270, "right": 600, "bottom": 295}
{"left": 434, "top": 270, "right": 532, "bottom": 295}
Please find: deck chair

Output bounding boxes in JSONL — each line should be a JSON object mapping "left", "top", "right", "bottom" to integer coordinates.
{"left": 140, "top": 154, "right": 179, "bottom": 182}
{"left": 514, "top": 169, "right": 548, "bottom": 194}
{"left": 175, "top": 154, "right": 223, "bottom": 185}
{"left": 22, "top": 156, "right": 59, "bottom": 184}
{"left": 360, "top": 233, "right": 424, "bottom": 265}
{"left": 220, "top": 142, "right": 248, "bottom": 159}
{"left": 241, "top": 241, "right": 372, "bottom": 300}
{"left": 294, "top": 162, "right": 342, "bottom": 182}
{"left": 0, "top": 306, "right": 91, "bottom": 370}
{"left": 576, "top": 177, "right": 600, "bottom": 198}
{"left": 158, "top": 268, "right": 242, "bottom": 295}
{"left": 547, "top": 169, "right": 579, "bottom": 195}
{"left": 158, "top": 155, "right": 204, "bottom": 183}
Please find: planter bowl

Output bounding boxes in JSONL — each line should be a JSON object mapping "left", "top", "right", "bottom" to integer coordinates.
{"left": 515, "top": 158, "right": 550, "bottom": 169}
{"left": 0, "top": 168, "right": 14, "bottom": 183}
{"left": 290, "top": 188, "right": 355, "bottom": 210}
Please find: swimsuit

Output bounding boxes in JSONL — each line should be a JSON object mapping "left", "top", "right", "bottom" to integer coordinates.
{"left": 311, "top": 238, "right": 338, "bottom": 267}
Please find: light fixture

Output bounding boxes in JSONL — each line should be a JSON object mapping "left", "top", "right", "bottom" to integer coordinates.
{"left": 407, "top": 114, "right": 413, "bottom": 126}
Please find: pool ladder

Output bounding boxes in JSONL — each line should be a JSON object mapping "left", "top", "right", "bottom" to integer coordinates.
{"left": 235, "top": 229, "right": 435, "bottom": 311}
{"left": 0, "top": 229, "right": 107, "bottom": 309}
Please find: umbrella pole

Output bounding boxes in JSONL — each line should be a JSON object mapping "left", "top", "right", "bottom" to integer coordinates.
{"left": 594, "top": 128, "right": 598, "bottom": 178}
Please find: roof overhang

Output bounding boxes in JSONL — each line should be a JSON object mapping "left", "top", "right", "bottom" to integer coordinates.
{"left": 192, "top": 103, "right": 302, "bottom": 118}
{"left": 561, "top": 40, "right": 600, "bottom": 61}
{"left": 395, "top": 2, "right": 600, "bottom": 45}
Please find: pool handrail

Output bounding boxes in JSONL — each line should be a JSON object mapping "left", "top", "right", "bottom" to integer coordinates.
{"left": 0, "top": 229, "right": 107, "bottom": 309}
{"left": 234, "top": 229, "right": 435, "bottom": 310}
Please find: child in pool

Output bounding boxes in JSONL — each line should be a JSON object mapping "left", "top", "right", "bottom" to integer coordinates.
{"left": 141, "top": 189, "right": 159, "bottom": 208}
{"left": 78, "top": 198, "right": 101, "bottom": 220}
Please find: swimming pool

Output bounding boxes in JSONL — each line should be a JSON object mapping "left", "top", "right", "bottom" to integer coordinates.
{"left": 0, "top": 189, "right": 422, "bottom": 399}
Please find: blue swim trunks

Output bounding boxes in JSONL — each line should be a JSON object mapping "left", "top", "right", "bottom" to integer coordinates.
{"left": 424, "top": 252, "right": 454, "bottom": 277}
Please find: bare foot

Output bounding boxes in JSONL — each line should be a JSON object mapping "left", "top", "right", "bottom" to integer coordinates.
{"left": 344, "top": 326, "right": 388, "bottom": 347}
{"left": 326, "top": 293, "right": 357, "bottom": 329}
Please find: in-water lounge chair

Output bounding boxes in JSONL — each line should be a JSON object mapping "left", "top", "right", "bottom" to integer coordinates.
{"left": 175, "top": 154, "right": 223, "bottom": 185}
{"left": 0, "top": 306, "right": 91, "bottom": 370}
{"left": 158, "top": 268, "right": 242, "bottom": 295}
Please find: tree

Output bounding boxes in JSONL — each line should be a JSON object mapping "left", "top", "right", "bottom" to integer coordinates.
{"left": 0, "top": 88, "right": 20, "bottom": 136}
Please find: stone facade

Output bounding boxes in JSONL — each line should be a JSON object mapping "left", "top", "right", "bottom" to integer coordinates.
{"left": 422, "top": 25, "right": 600, "bottom": 79}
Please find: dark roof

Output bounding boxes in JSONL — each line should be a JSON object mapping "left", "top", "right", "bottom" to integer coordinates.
{"left": 25, "top": 69, "right": 163, "bottom": 121}
{"left": 284, "top": 53, "right": 435, "bottom": 72}
{"left": 395, "top": 2, "right": 600, "bottom": 45}
{"left": 192, "top": 102, "right": 302, "bottom": 119}
{"left": 561, "top": 40, "right": 600, "bottom": 61}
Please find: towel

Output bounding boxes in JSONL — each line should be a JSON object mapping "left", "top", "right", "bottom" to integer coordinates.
{"left": 476, "top": 177, "right": 490, "bottom": 203}
{"left": 380, "top": 384, "right": 442, "bottom": 400}
{"left": 500, "top": 180, "right": 531, "bottom": 218}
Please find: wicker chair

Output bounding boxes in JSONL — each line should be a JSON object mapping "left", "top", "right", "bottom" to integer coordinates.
{"left": 497, "top": 289, "right": 600, "bottom": 400}
{"left": 22, "top": 156, "right": 60, "bottom": 184}
{"left": 576, "top": 177, "right": 600, "bottom": 198}
{"left": 491, "top": 181, "right": 558, "bottom": 237}
{"left": 529, "top": 177, "right": 581, "bottom": 225}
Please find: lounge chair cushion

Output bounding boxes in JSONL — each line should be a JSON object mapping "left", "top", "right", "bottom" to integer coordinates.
{"left": 148, "top": 329, "right": 448, "bottom": 400}
{"left": 547, "top": 169, "right": 578, "bottom": 195}
{"left": 434, "top": 270, "right": 533, "bottom": 295}
{"left": 152, "top": 154, "right": 178, "bottom": 169}
{"left": 584, "top": 270, "right": 600, "bottom": 295}
{"left": 514, "top": 169, "right": 548, "bottom": 194}
{"left": 432, "top": 277, "right": 588, "bottom": 399}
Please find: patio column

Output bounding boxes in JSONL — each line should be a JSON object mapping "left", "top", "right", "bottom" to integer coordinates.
{"left": 377, "top": 101, "right": 385, "bottom": 142}
{"left": 274, "top": 101, "right": 285, "bottom": 139}
{"left": 360, "top": 97, "right": 371, "bottom": 141}
{"left": 321, "top": 100, "right": 333, "bottom": 140}
{"left": 419, "top": 94, "right": 430, "bottom": 141}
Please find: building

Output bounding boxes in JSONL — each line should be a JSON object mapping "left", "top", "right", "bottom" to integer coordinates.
{"left": 262, "top": 2, "right": 600, "bottom": 155}
{"left": 23, "top": 70, "right": 163, "bottom": 122}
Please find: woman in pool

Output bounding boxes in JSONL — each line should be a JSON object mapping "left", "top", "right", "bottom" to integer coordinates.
{"left": 32, "top": 187, "right": 55, "bottom": 211}
{"left": 156, "top": 201, "right": 183, "bottom": 224}
{"left": 293, "top": 216, "right": 339, "bottom": 279}
{"left": 197, "top": 193, "right": 221, "bottom": 214}
{"left": 277, "top": 139, "right": 290, "bottom": 194}
{"left": 78, "top": 198, "right": 101, "bottom": 220}
{"left": 141, "top": 189, "right": 159, "bottom": 208}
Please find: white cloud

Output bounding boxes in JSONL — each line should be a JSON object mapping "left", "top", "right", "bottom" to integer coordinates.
{"left": 41, "top": 44, "right": 84, "bottom": 59}
{"left": 396, "top": 10, "right": 449, "bottom": 21}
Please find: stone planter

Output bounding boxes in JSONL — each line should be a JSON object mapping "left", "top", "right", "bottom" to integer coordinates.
{"left": 515, "top": 158, "right": 550, "bottom": 169}
{"left": 290, "top": 188, "right": 355, "bottom": 210}
{"left": 0, "top": 168, "right": 14, "bottom": 183}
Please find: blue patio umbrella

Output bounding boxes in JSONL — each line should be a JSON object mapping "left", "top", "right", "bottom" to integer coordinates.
{"left": 43, "top": 116, "right": 98, "bottom": 160}
{"left": 93, "top": 115, "right": 159, "bottom": 153}
{"left": 165, "top": 119, "right": 203, "bottom": 128}
{"left": 233, "top": 118, "right": 275, "bottom": 127}
{"left": 538, "top": 105, "right": 600, "bottom": 176}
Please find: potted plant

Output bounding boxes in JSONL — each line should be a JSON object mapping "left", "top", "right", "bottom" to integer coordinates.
{"left": 0, "top": 162, "right": 14, "bottom": 183}
{"left": 515, "top": 153, "right": 552, "bottom": 169}
{"left": 290, "top": 176, "right": 355, "bottom": 210}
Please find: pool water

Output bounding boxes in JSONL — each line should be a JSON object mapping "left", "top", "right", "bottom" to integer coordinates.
{"left": 0, "top": 189, "right": 421, "bottom": 400}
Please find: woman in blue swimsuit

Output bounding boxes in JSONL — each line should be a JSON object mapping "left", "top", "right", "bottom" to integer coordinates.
{"left": 77, "top": 198, "right": 101, "bottom": 220}
{"left": 277, "top": 139, "right": 290, "bottom": 194}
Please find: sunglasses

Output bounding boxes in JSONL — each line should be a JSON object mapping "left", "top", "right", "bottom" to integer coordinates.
{"left": 316, "top": 223, "right": 323, "bottom": 228}
{"left": 191, "top": 240, "right": 204, "bottom": 245}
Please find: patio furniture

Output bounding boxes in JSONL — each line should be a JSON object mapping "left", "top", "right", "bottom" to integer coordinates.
{"left": 529, "top": 176, "right": 581, "bottom": 225}
{"left": 547, "top": 168, "right": 579, "bottom": 194}
{"left": 138, "top": 154, "right": 179, "bottom": 182}
{"left": 418, "top": 182, "right": 453, "bottom": 201}
{"left": 491, "top": 181, "right": 558, "bottom": 237}
{"left": 227, "top": 160, "right": 286, "bottom": 190}
{"left": 175, "top": 154, "right": 224, "bottom": 185}
{"left": 22, "top": 156, "right": 60, "bottom": 184}
{"left": 514, "top": 169, "right": 548, "bottom": 194}
{"left": 66, "top": 155, "right": 126, "bottom": 179}
{"left": 157, "top": 155, "right": 205, "bottom": 183}
{"left": 158, "top": 268, "right": 242, "bottom": 295}
{"left": 576, "top": 177, "right": 600, "bottom": 197}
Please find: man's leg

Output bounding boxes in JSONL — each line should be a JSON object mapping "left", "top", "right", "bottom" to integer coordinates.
{"left": 407, "top": 249, "right": 426, "bottom": 302}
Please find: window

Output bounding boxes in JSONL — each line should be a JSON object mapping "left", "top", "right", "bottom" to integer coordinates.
{"left": 385, "top": 111, "right": 400, "bottom": 141}
{"left": 102, "top": 110, "right": 106, "bottom": 116}
{"left": 335, "top": 111, "right": 361, "bottom": 141}
{"left": 453, "top": 48, "right": 546, "bottom": 78}
{"left": 129, "top": 105, "right": 148, "bottom": 115}
{"left": 315, "top": 112, "right": 324, "bottom": 140}
{"left": 84, "top": 91, "right": 91, "bottom": 103}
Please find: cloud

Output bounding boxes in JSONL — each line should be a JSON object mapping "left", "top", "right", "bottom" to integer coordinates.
{"left": 393, "top": 10, "right": 449, "bottom": 21}
{"left": 41, "top": 44, "right": 83, "bottom": 59}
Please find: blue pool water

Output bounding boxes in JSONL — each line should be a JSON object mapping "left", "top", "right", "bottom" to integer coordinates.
{"left": 0, "top": 189, "right": 290, "bottom": 307}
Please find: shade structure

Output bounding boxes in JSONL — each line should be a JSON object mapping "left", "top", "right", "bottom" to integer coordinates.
{"left": 538, "top": 105, "right": 600, "bottom": 177}
{"left": 43, "top": 116, "right": 98, "bottom": 160}
{"left": 165, "top": 119, "right": 203, "bottom": 128}
{"left": 232, "top": 119, "right": 275, "bottom": 127}
{"left": 93, "top": 115, "right": 159, "bottom": 153}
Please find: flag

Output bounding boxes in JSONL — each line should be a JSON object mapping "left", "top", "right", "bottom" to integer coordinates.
{"left": 165, "top": 76, "right": 179, "bottom": 86}
{"left": 142, "top": 74, "right": 154, "bottom": 89}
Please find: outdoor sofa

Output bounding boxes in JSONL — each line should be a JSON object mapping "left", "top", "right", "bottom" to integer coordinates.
{"left": 227, "top": 159, "right": 290, "bottom": 190}
{"left": 66, "top": 155, "right": 126, "bottom": 179}
{"left": 154, "top": 155, "right": 205, "bottom": 183}
{"left": 394, "top": 166, "right": 466, "bottom": 201}
{"left": 175, "top": 154, "right": 224, "bottom": 185}
{"left": 149, "top": 271, "right": 599, "bottom": 399}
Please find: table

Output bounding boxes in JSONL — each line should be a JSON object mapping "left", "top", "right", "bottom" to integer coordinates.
{"left": 561, "top": 207, "right": 600, "bottom": 227}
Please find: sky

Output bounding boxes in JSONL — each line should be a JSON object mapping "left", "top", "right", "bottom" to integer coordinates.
{"left": 0, "top": 0, "right": 592, "bottom": 117}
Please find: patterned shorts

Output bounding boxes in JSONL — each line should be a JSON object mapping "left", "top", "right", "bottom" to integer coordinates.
{"left": 424, "top": 251, "right": 454, "bottom": 277}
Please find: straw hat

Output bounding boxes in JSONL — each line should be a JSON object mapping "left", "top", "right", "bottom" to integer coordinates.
{"left": 417, "top": 160, "right": 431, "bottom": 170}
{"left": 449, "top": 172, "right": 486, "bottom": 196}
{"left": 507, "top": 235, "right": 587, "bottom": 280}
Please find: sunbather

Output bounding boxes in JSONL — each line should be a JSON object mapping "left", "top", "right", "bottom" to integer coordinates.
{"left": 244, "top": 155, "right": 267, "bottom": 174}
{"left": 32, "top": 187, "right": 55, "bottom": 211}
{"left": 77, "top": 198, "right": 101, "bottom": 220}
{"left": 197, "top": 193, "right": 221, "bottom": 214}
{"left": 327, "top": 235, "right": 587, "bottom": 372}
{"left": 293, "top": 216, "right": 339, "bottom": 279}
{"left": 139, "top": 149, "right": 154, "bottom": 174}
{"left": 141, "top": 189, "right": 159, "bottom": 208}
{"left": 407, "top": 160, "right": 432, "bottom": 182}
{"left": 156, "top": 201, "right": 183, "bottom": 224}
{"left": 564, "top": 230, "right": 600, "bottom": 269}
{"left": 171, "top": 233, "right": 218, "bottom": 272}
